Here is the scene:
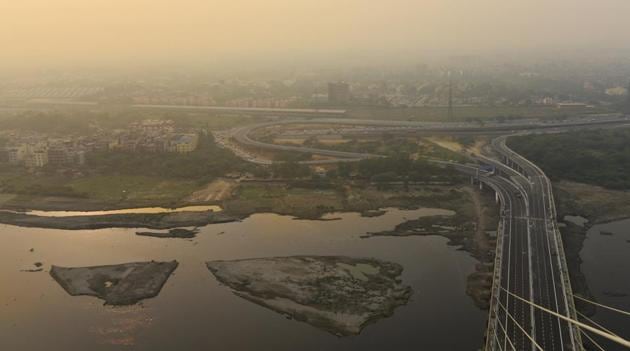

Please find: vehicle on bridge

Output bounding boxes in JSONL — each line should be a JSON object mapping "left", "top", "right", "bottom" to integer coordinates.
{"left": 479, "top": 164, "right": 496, "bottom": 176}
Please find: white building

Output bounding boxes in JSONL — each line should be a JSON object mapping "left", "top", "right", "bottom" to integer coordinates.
{"left": 170, "top": 134, "right": 199, "bottom": 153}
{"left": 25, "top": 149, "right": 48, "bottom": 168}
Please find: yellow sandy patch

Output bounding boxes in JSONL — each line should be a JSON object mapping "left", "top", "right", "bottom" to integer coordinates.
{"left": 317, "top": 139, "right": 350, "bottom": 145}
{"left": 273, "top": 137, "right": 306, "bottom": 145}
{"left": 424, "top": 137, "right": 463, "bottom": 152}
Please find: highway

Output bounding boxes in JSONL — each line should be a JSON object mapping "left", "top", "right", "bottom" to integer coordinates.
{"left": 452, "top": 137, "right": 582, "bottom": 350}
{"left": 491, "top": 176, "right": 533, "bottom": 351}
{"left": 490, "top": 137, "right": 581, "bottom": 350}
{"left": 453, "top": 165, "right": 535, "bottom": 350}
{"left": 230, "top": 122, "right": 381, "bottom": 160}
{"left": 458, "top": 141, "right": 580, "bottom": 350}
{"left": 226, "top": 115, "right": 630, "bottom": 163}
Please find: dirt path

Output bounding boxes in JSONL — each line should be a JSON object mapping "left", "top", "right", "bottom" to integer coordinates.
{"left": 463, "top": 186, "right": 492, "bottom": 254}
{"left": 186, "top": 179, "right": 237, "bottom": 203}
{"left": 463, "top": 186, "right": 498, "bottom": 309}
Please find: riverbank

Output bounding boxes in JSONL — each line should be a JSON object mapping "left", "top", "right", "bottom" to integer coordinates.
{"left": 362, "top": 186, "right": 499, "bottom": 309}
{"left": 554, "top": 181, "right": 630, "bottom": 224}
{"left": 0, "top": 182, "right": 497, "bottom": 313}
{"left": 0, "top": 173, "right": 205, "bottom": 212}
{"left": 0, "top": 182, "right": 477, "bottom": 229}
{"left": 0, "top": 210, "right": 237, "bottom": 230}
{"left": 552, "top": 180, "right": 630, "bottom": 316}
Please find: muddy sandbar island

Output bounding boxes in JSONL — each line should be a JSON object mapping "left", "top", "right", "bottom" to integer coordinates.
{"left": 50, "top": 261, "right": 179, "bottom": 305}
{"left": 207, "top": 256, "right": 412, "bottom": 336}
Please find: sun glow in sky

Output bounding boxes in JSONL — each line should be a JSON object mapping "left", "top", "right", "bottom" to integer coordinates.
{"left": 2, "top": 0, "right": 630, "bottom": 68}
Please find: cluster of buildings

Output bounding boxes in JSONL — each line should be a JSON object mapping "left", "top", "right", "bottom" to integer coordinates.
{"left": 107, "top": 120, "right": 199, "bottom": 154}
{"left": 223, "top": 97, "right": 297, "bottom": 108}
{"left": 131, "top": 94, "right": 216, "bottom": 106}
{"left": 1, "top": 119, "right": 200, "bottom": 169}
{"left": 3, "top": 138, "right": 89, "bottom": 169}
{"left": 328, "top": 82, "right": 351, "bottom": 104}
{"left": 131, "top": 94, "right": 299, "bottom": 109}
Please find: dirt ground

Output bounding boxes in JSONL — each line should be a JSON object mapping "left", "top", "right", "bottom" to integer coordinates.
{"left": 464, "top": 187, "right": 493, "bottom": 254}
{"left": 423, "top": 136, "right": 488, "bottom": 156}
{"left": 186, "top": 178, "right": 237, "bottom": 203}
{"left": 424, "top": 136, "right": 463, "bottom": 153}
{"left": 462, "top": 186, "right": 499, "bottom": 310}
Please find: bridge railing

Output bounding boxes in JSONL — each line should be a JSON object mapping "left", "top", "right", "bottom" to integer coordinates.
{"left": 495, "top": 137, "right": 584, "bottom": 350}
{"left": 477, "top": 178, "right": 507, "bottom": 351}
{"left": 544, "top": 174, "right": 584, "bottom": 349}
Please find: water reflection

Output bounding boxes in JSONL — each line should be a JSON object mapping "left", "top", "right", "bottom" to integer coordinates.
{"left": 0, "top": 208, "right": 485, "bottom": 351}
{"left": 581, "top": 219, "right": 630, "bottom": 350}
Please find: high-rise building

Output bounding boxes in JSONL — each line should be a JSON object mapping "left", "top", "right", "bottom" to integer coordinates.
{"left": 47, "top": 147, "right": 68, "bottom": 165}
{"left": 328, "top": 82, "right": 351, "bottom": 104}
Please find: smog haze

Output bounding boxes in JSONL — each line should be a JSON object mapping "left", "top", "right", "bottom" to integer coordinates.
{"left": 3, "top": 0, "right": 630, "bottom": 70}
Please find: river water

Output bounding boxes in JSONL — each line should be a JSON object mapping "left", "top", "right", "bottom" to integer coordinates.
{"left": 580, "top": 219, "right": 630, "bottom": 350}
{"left": 0, "top": 208, "right": 486, "bottom": 351}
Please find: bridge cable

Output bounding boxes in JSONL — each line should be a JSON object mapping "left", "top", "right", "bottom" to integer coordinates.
{"left": 495, "top": 313, "right": 518, "bottom": 351}
{"left": 573, "top": 294, "right": 630, "bottom": 318}
{"left": 579, "top": 329, "right": 606, "bottom": 351}
{"left": 497, "top": 300, "right": 544, "bottom": 351}
{"left": 493, "top": 332, "right": 504, "bottom": 351}
{"left": 502, "top": 287, "right": 630, "bottom": 349}
{"left": 577, "top": 310, "right": 620, "bottom": 338}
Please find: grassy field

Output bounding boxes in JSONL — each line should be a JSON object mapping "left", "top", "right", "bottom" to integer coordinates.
{"left": 225, "top": 183, "right": 344, "bottom": 218}
{"left": 554, "top": 181, "right": 630, "bottom": 224}
{"left": 68, "top": 176, "right": 199, "bottom": 205}
{"left": 224, "top": 181, "right": 476, "bottom": 219}
{"left": 0, "top": 171, "right": 202, "bottom": 210}
{"left": 0, "top": 170, "right": 482, "bottom": 222}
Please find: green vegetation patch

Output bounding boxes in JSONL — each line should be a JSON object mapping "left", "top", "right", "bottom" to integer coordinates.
{"left": 87, "top": 134, "right": 255, "bottom": 181}
{"left": 225, "top": 183, "right": 344, "bottom": 218}
{"left": 224, "top": 181, "right": 474, "bottom": 220}
{"left": 68, "top": 175, "right": 199, "bottom": 205}
{"left": 554, "top": 181, "right": 630, "bottom": 224}
{"left": 0, "top": 172, "right": 202, "bottom": 210}
{"left": 509, "top": 129, "right": 630, "bottom": 190}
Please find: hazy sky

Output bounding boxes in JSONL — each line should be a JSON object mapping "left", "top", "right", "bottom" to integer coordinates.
{"left": 2, "top": 0, "right": 630, "bottom": 69}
